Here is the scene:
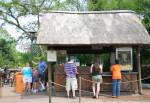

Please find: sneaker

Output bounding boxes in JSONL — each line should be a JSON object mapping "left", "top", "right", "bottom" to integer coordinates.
{"left": 112, "top": 96, "right": 117, "bottom": 98}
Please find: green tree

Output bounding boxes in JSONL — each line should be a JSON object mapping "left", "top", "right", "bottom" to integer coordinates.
{"left": 0, "top": 28, "right": 17, "bottom": 67}
{"left": 138, "top": 0, "right": 150, "bottom": 33}
{"left": 0, "top": 0, "right": 87, "bottom": 66}
{"left": 0, "top": 0, "right": 68, "bottom": 65}
{"left": 88, "top": 0, "right": 139, "bottom": 10}
{"left": 88, "top": 0, "right": 150, "bottom": 65}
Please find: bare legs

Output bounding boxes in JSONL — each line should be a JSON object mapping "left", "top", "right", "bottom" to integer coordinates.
{"left": 32, "top": 82, "right": 38, "bottom": 93}
{"left": 66, "top": 89, "right": 76, "bottom": 99}
{"left": 66, "top": 89, "right": 70, "bottom": 97}
{"left": 24, "top": 82, "right": 31, "bottom": 94}
{"left": 92, "top": 83, "right": 96, "bottom": 97}
{"left": 72, "top": 90, "right": 76, "bottom": 97}
{"left": 96, "top": 82, "right": 100, "bottom": 98}
{"left": 92, "top": 82, "right": 100, "bottom": 99}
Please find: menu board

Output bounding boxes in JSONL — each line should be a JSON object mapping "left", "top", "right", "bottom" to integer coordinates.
{"left": 116, "top": 47, "right": 133, "bottom": 71}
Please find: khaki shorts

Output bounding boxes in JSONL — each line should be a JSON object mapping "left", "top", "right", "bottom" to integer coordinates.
{"left": 66, "top": 77, "right": 78, "bottom": 91}
{"left": 92, "top": 75, "right": 103, "bottom": 83}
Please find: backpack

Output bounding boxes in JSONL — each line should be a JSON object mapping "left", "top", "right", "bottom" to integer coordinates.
{"left": 93, "top": 63, "right": 100, "bottom": 72}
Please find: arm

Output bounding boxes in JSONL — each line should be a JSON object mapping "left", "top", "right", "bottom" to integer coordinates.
{"left": 75, "top": 65, "right": 79, "bottom": 74}
{"left": 32, "top": 60, "right": 38, "bottom": 65}
{"left": 99, "top": 64, "right": 103, "bottom": 73}
{"left": 64, "top": 64, "right": 69, "bottom": 76}
{"left": 43, "top": 67, "right": 47, "bottom": 73}
{"left": 90, "top": 64, "right": 93, "bottom": 73}
{"left": 72, "top": 63, "right": 78, "bottom": 74}
{"left": 43, "top": 62, "right": 47, "bottom": 72}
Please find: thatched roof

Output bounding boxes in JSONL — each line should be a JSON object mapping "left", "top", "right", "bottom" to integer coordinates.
{"left": 37, "top": 10, "right": 150, "bottom": 46}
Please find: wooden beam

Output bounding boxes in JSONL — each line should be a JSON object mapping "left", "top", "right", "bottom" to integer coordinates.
{"left": 136, "top": 46, "right": 142, "bottom": 94}
{"left": 48, "top": 62, "right": 52, "bottom": 103}
{"left": 48, "top": 45, "right": 115, "bottom": 54}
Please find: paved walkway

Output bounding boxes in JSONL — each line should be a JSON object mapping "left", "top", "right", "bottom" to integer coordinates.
{"left": 0, "top": 86, "right": 150, "bottom": 103}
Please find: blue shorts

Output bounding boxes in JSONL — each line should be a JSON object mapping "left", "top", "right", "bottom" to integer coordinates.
{"left": 39, "top": 74, "right": 45, "bottom": 81}
{"left": 32, "top": 77, "right": 39, "bottom": 82}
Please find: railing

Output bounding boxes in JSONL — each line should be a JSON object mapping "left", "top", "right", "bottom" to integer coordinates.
{"left": 49, "top": 75, "right": 150, "bottom": 103}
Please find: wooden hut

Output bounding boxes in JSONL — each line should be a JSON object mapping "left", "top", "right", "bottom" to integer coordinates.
{"left": 37, "top": 10, "right": 150, "bottom": 94}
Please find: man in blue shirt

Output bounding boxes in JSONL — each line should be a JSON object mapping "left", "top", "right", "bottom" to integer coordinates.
{"left": 38, "top": 58, "right": 47, "bottom": 89}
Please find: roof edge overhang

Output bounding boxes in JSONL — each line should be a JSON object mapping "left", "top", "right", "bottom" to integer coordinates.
{"left": 36, "top": 43, "right": 150, "bottom": 46}
{"left": 36, "top": 44, "right": 150, "bottom": 50}
{"left": 41, "top": 10, "right": 135, "bottom": 14}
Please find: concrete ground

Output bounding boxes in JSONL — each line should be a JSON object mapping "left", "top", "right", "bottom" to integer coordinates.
{"left": 0, "top": 86, "right": 150, "bottom": 103}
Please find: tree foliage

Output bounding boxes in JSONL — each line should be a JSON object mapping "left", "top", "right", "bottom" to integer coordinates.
{"left": 0, "top": 28, "right": 18, "bottom": 68}
{"left": 87, "top": 0, "right": 150, "bottom": 33}
{"left": 88, "top": 0, "right": 137, "bottom": 10}
{"left": 0, "top": 0, "right": 68, "bottom": 66}
{"left": 88, "top": 0, "right": 150, "bottom": 65}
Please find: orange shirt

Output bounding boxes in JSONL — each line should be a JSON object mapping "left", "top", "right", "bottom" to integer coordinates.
{"left": 111, "top": 64, "right": 121, "bottom": 80}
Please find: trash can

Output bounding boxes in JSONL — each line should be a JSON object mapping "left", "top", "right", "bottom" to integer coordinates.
{"left": 15, "top": 72, "right": 24, "bottom": 93}
{"left": 0, "top": 73, "right": 2, "bottom": 97}
{"left": 0, "top": 72, "right": 2, "bottom": 87}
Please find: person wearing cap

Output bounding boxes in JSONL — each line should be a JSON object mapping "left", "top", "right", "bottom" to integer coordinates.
{"left": 64, "top": 59, "right": 78, "bottom": 99}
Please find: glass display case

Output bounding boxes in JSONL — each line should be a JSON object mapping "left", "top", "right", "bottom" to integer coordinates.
{"left": 116, "top": 47, "right": 133, "bottom": 71}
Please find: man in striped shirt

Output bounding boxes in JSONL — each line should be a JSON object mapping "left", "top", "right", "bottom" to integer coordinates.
{"left": 64, "top": 59, "right": 78, "bottom": 99}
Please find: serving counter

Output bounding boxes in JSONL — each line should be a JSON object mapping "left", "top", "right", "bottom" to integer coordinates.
{"left": 54, "top": 66, "right": 138, "bottom": 93}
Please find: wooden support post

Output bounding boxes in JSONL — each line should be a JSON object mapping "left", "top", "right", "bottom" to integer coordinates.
{"left": 47, "top": 49, "right": 57, "bottom": 102}
{"left": 0, "top": 74, "right": 2, "bottom": 98}
{"left": 79, "top": 76, "right": 81, "bottom": 103}
{"left": 48, "top": 62, "right": 52, "bottom": 103}
{"left": 136, "top": 46, "right": 142, "bottom": 94}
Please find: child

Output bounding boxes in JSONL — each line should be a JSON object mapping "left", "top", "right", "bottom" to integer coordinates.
{"left": 32, "top": 67, "right": 39, "bottom": 94}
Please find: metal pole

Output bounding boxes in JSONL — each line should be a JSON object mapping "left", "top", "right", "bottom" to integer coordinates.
{"left": 79, "top": 76, "right": 81, "bottom": 103}
{"left": 48, "top": 62, "right": 52, "bottom": 103}
{"left": 29, "top": 31, "right": 36, "bottom": 67}
{"left": 77, "top": 0, "right": 80, "bottom": 11}
{"left": 30, "top": 40, "right": 33, "bottom": 67}
{"left": 137, "top": 46, "right": 142, "bottom": 94}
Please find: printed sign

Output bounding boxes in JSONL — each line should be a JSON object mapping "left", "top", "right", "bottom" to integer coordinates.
{"left": 47, "top": 50, "right": 57, "bottom": 62}
{"left": 116, "top": 47, "right": 133, "bottom": 71}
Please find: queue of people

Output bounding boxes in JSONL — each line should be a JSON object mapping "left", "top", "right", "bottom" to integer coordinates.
{"left": 20, "top": 57, "right": 122, "bottom": 98}
{"left": 21, "top": 58, "right": 47, "bottom": 95}
{"left": 0, "top": 68, "right": 16, "bottom": 87}
{"left": 64, "top": 58, "right": 122, "bottom": 99}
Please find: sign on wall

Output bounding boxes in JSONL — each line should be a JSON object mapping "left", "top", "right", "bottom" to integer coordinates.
{"left": 116, "top": 47, "right": 133, "bottom": 71}
{"left": 47, "top": 50, "right": 57, "bottom": 62}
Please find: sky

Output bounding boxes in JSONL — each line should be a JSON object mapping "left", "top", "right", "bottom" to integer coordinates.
{"left": 4, "top": 24, "right": 29, "bottom": 52}
{"left": 0, "top": 0, "right": 87, "bottom": 52}
{"left": 1, "top": 15, "right": 37, "bottom": 52}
